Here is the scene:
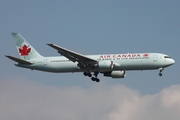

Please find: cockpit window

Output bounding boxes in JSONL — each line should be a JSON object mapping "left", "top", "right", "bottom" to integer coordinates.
{"left": 164, "top": 56, "right": 171, "bottom": 58}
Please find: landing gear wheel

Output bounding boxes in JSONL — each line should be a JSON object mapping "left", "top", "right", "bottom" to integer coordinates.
{"left": 83, "top": 72, "right": 88, "bottom": 76}
{"left": 159, "top": 73, "right": 162, "bottom": 76}
{"left": 84, "top": 72, "right": 92, "bottom": 77}
{"left": 85, "top": 72, "right": 100, "bottom": 82}
{"left": 88, "top": 73, "right": 92, "bottom": 77}
{"left": 91, "top": 77, "right": 95, "bottom": 81}
{"left": 96, "top": 78, "right": 100, "bottom": 82}
{"left": 158, "top": 68, "right": 164, "bottom": 77}
{"left": 91, "top": 77, "right": 100, "bottom": 82}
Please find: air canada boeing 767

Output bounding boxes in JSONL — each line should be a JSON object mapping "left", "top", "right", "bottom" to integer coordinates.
{"left": 5, "top": 33, "right": 175, "bottom": 82}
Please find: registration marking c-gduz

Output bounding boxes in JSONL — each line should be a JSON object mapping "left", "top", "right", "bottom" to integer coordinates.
{"left": 5, "top": 33, "right": 175, "bottom": 82}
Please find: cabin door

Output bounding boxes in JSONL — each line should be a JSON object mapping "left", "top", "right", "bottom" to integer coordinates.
{"left": 153, "top": 55, "right": 158, "bottom": 62}
{"left": 43, "top": 59, "right": 47, "bottom": 66}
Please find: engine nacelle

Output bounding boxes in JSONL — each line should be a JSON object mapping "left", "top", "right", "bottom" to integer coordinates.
{"left": 104, "top": 71, "right": 126, "bottom": 78}
{"left": 98, "top": 61, "right": 114, "bottom": 70}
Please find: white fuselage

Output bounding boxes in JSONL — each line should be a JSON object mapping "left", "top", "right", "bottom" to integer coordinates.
{"left": 15, "top": 53, "right": 175, "bottom": 73}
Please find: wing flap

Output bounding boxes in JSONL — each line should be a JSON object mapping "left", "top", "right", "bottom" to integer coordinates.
{"left": 47, "top": 44, "right": 97, "bottom": 63}
{"left": 5, "top": 55, "right": 33, "bottom": 64}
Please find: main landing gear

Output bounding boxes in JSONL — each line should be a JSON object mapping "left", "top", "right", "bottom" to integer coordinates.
{"left": 83, "top": 72, "right": 100, "bottom": 82}
{"left": 158, "top": 68, "right": 164, "bottom": 76}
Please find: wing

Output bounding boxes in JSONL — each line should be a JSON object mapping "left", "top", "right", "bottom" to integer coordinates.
{"left": 47, "top": 44, "right": 97, "bottom": 69}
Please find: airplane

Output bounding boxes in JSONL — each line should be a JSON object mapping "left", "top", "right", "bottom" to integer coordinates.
{"left": 5, "top": 33, "right": 175, "bottom": 82}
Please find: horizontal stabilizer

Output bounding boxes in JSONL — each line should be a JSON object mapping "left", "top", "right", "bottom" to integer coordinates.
{"left": 5, "top": 55, "right": 33, "bottom": 64}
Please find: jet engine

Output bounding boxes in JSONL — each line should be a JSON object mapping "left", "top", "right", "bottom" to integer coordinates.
{"left": 98, "top": 61, "right": 114, "bottom": 70}
{"left": 104, "top": 71, "right": 126, "bottom": 78}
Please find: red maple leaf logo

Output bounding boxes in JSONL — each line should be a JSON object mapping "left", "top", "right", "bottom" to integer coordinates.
{"left": 143, "top": 53, "right": 149, "bottom": 57}
{"left": 19, "top": 45, "right": 31, "bottom": 56}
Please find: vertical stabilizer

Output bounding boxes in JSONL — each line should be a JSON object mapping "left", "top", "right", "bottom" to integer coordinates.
{"left": 12, "top": 33, "right": 43, "bottom": 60}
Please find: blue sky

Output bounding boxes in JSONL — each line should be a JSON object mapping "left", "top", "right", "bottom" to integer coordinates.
{"left": 0, "top": 1, "right": 180, "bottom": 119}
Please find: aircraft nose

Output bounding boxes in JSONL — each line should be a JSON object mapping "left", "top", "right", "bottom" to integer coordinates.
{"left": 169, "top": 59, "right": 175, "bottom": 65}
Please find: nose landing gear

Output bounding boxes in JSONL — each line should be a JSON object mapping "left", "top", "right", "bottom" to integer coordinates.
{"left": 158, "top": 68, "right": 164, "bottom": 76}
{"left": 159, "top": 72, "right": 162, "bottom": 76}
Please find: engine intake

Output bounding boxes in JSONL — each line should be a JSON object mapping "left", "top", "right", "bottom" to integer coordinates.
{"left": 104, "top": 71, "right": 126, "bottom": 78}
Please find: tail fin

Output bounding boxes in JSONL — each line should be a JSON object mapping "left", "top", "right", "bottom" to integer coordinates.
{"left": 12, "top": 33, "right": 43, "bottom": 60}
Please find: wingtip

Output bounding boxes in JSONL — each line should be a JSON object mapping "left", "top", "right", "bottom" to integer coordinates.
{"left": 4, "top": 55, "right": 10, "bottom": 58}
{"left": 47, "top": 43, "right": 52, "bottom": 46}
